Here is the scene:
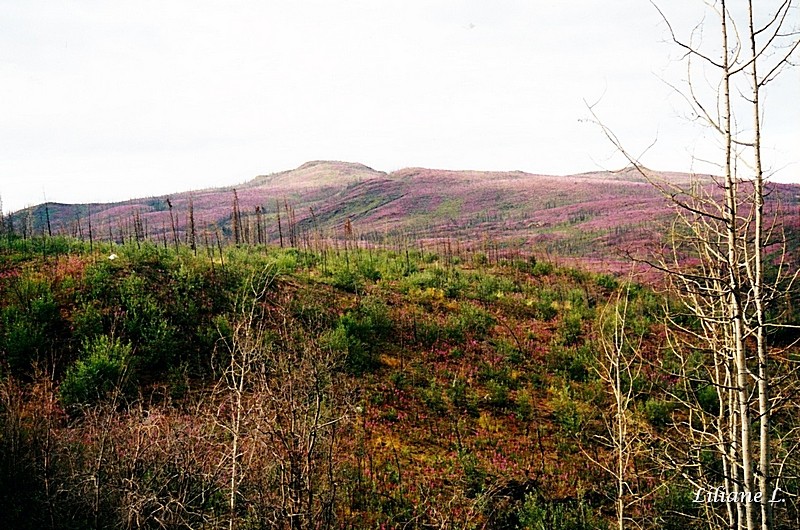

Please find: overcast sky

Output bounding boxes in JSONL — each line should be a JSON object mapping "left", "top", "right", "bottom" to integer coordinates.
{"left": 1, "top": 1, "right": 798, "bottom": 212}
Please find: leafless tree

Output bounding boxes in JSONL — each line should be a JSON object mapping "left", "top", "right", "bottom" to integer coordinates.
{"left": 213, "top": 266, "right": 350, "bottom": 529}
{"left": 587, "top": 283, "right": 654, "bottom": 530}
{"left": 588, "top": 2, "right": 799, "bottom": 529}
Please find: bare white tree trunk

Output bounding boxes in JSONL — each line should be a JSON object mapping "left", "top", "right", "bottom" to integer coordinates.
{"left": 586, "top": 2, "right": 800, "bottom": 528}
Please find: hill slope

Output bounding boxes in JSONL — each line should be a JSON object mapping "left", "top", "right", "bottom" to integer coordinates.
{"left": 11, "top": 161, "right": 800, "bottom": 269}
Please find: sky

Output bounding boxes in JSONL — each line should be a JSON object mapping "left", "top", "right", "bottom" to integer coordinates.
{"left": 1, "top": 0, "right": 798, "bottom": 213}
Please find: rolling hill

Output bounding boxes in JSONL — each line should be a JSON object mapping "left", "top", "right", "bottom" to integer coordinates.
{"left": 10, "top": 160, "right": 800, "bottom": 272}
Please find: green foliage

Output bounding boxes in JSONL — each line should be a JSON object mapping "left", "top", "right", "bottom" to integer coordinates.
{"left": 401, "top": 266, "right": 464, "bottom": 298}
{"left": 420, "top": 381, "right": 447, "bottom": 414}
{"left": 528, "top": 287, "right": 559, "bottom": 321}
{"left": 459, "top": 451, "right": 487, "bottom": 497}
{"left": 120, "top": 273, "right": 179, "bottom": 371}
{"left": 357, "top": 259, "right": 381, "bottom": 281}
{"left": 267, "top": 247, "right": 300, "bottom": 273}
{"left": 71, "top": 301, "right": 105, "bottom": 342}
{"left": 550, "top": 385, "right": 588, "bottom": 437}
{"left": 562, "top": 268, "right": 590, "bottom": 283}
{"left": 486, "top": 379, "right": 512, "bottom": 409}
{"left": 472, "top": 252, "right": 489, "bottom": 267}
{"left": 407, "top": 311, "right": 442, "bottom": 348}
{"left": 493, "top": 337, "right": 523, "bottom": 365}
{"left": 470, "top": 271, "right": 518, "bottom": 302}
{"left": 518, "top": 493, "right": 607, "bottom": 530}
{"left": 447, "top": 377, "right": 480, "bottom": 416}
{"left": 643, "top": 398, "right": 673, "bottom": 427}
{"left": 478, "top": 362, "right": 518, "bottom": 390}
{"left": 595, "top": 273, "right": 618, "bottom": 290}
{"left": 60, "top": 335, "right": 132, "bottom": 407}
{"left": 80, "top": 259, "right": 119, "bottom": 301}
{"left": 318, "top": 324, "right": 349, "bottom": 354}
{"left": 653, "top": 486, "right": 702, "bottom": 530}
{"left": 696, "top": 384, "right": 719, "bottom": 415}
{"left": 547, "top": 344, "right": 595, "bottom": 383}
{"left": 557, "top": 311, "right": 584, "bottom": 346}
{"left": 331, "top": 267, "right": 363, "bottom": 293}
{"left": 530, "top": 261, "right": 554, "bottom": 277}
{"left": 508, "top": 255, "right": 539, "bottom": 274}
{"left": 445, "top": 303, "right": 495, "bottom": 341}
{"left": 515, "top": 388, "right": 535, "bottom": 422}
{"left": 0, "top": 274, "right": 63, "bottom": 375}
{"left": 0, "top": 234, "right": 85, "bottom": 257}
{"left": 336, "top": 297, "right": 393, "bottom": 373}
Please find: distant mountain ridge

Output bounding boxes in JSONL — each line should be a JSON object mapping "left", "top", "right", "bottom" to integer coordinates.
{"left": 10, "top": 161, "right": 800, "bottom": 270}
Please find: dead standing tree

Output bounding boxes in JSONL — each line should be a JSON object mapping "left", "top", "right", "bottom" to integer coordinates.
{"left": 588, "top": 283, "right": 651, "bottom": 530}
{"left": 213, "top": 267, "right": 274, "bottom": 529}
{"left": 214, "top": 267, "right": 349, "bottom": 529}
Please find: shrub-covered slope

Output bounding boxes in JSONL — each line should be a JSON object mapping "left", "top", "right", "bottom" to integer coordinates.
{"left": 0, "top": 238, "right": 798, "bottom": 529}
{"left": 14, "top": 162, "right": 800, "bottom": 271}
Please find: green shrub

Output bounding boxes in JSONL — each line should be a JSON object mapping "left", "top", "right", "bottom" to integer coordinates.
{"left": 530, "top": 261, "right": 554, "bottom": 277}
{"left": 71, "top": 301, "right": 105, "bottom": 342}
{"left": 563, "top": 268, "right": 590, "bottom": 283}
{"left": 447, "top": 377, "right": 480, "bottom": 417}
{"left": 0, "top": 275, "right": 63, "bottom": 375}
{"left": 478, "top": 363, "right": 518, "bottom": 390}
{"left": 530, "top": 288, "right": 559, "bottom": 321}
{"left": 510, "top": 255, "right": 538, "bottom": 274}
{"left": 518, "top": 493, "right": 607, "bottom": 530}
{"left": 420, "top": 382, "right": 447, "bottom": 414}
{"left": 471, "top": 272, "right": 516, "bottom": 302}
{"left": 120, "top": 286, "right": 179, "bottom": 372}
{"left": 472, "top": 252, "right": 489, "bottom": 267}
{"left": 446, "top": 303, "right": 495, "bottom": 341}
{"left": 696, "top": 384, "right": 720, "bottom": 415}
{"left": 486, "top": 379, "right": 511, "bottom": 409}
{"left": 269, "top": 248, "right": 299, "bottom": 273}
{"left": 595, "top": 273, "right": 618, "bottom": 290}
{"left": 330, "top": 268, "right": 362, "bottom": 293}
{"left": 550, "top": 385, "right": 587, "bottom": 437}
{"left": 515, "top": 389, "right": 535, "bottom": 422}
{"left": 459, "top": 451, "right": 486, "bottom": 497}
{"left": 388, "top": 370, "right": 409, "bottom": 390}
{"left": 80, "top": 259, "right": 120, "bottom": 302}
{"left": 402, "top": 267, "right": 464, "bottom": 298}
{"left": 558, "top": 311, "right": 584, "bottom": 346}
{"left": 357, "top": 260, "right": 381, "bottom": 282}
{"left": 337, "top": 297, "right": 393, "bottom": 373}
{"left": 403, "top": 270, "right": 437, "bottom": 290}
{"left": 548, "top": 343, "right": 595, "bottom": 383}
{"left": 644, "top": 398, "right": 673, "bottom": 427}
{"left": 493, "top": 337, "right": 523, "bottom": 365}
{"left": 60, "top": 335, "right": 132, "bottom": 407}
{"left": 412, "top": 316, "right": 443, "bottom": 348}
{"left": 653, "top": 487, "right": 702, "bottom": 530}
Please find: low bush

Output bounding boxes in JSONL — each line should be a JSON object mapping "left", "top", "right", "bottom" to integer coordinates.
{"left": 643, "top": 398, "right": 673, "bottom": 427}
{"left": 557, "top": 311, "right": 584, "bottom": 346}
{"left": 330, "top": 268, "right": 362, "bottom": 293}
{"left": 0, "top": 274, "right": 64, "bottom": 376}
{"left": 337, "top": 297, "right": 393, "bottom": 373}
{"left": 550, "top": 385, "right": 589, "bottom": 437}
{"left": 446, "top": 303, "right": 495, "bottom": 341}
{"left": 518, "top": 493, "right": 607, "bottom": 530}
{"left": 60, "top": 335, "right": 133, "bottom": 407}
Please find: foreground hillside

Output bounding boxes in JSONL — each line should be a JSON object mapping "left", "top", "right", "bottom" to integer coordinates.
{"left": 1, "top": 236, "right": 799, "bottom": 529}
{"left": 14, "top": 161, "right": 800, "bottom": 271}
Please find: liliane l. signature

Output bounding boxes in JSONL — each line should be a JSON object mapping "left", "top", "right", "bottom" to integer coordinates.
{"left": 693, "top": 487, "right": 786, "bottom": 504}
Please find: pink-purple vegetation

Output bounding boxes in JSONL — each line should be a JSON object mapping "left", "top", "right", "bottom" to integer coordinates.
{"left": 19, "top": 161, "right": 800, "bottom": 268}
